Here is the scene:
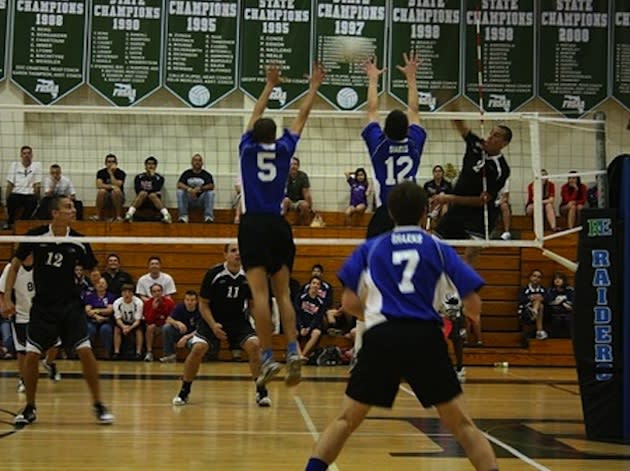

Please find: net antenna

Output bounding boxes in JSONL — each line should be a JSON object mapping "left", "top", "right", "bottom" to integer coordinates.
{"left": 475, "top": 5, "right": 490, "bottom": 241}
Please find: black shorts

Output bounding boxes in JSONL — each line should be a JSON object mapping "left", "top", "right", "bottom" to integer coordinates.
{"left": 28, "top": 300, "right": 89, "bottom": 353}
{"left": 238, "top": 213, "right": 295, "bottom": 274}
{"left": 195, "top": 316, "right": 256, "bottom": 351}
{"left": 346, "top": 319, "right": 462, "bottom": 408}
{"left": 435, "top": 206, "right": 499, "bottom": 239}
{"left": 366, "top": 205, "right": 394, "bottom": 239}
{"left": 11, "top": 321, "right": 28, "bottom": 352}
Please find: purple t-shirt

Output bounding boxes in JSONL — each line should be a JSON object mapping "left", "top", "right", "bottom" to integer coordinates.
{"left": 84, "top": 291, "right": 117, "bottom": 322}
{"left": 348, "top": 177, "right": 368, "bottom": 207}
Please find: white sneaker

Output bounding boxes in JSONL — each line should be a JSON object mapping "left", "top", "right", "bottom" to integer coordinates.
{"left": 123, "top": 213, "right": 133, "bottom": 223}
{"left": 162, "top": 213, "right": 172, "bottom": 224}
{"left": 177, "top": 215, "right": 189, "bottom": 223}
{"left": 456, "top": 367, "right": 466, "bottom": 383}
{"left": 536, "top": 330, "right": 549, "bottom": 340}
{"left": 93, "top": 404, "right": 114, "bottom": 425}
{"left": 172, "top": 394, "right": 188, "bottom": 406}
{"left": 256, "top": 360, "right": 281, "bottom": 388}
{"left": 204, "top": 216, "right": 214, "bottom": 223}
{"left": 17, "top": 379, "right": 26, "bottom": 393}
{"left": 256, "top": 391, "right": 272, "bottom": 407}
{"left": 285, "top": 353, "right": 302, "bottom": 387}
{"left": 144, "top": 352, "right": 154, "bottom": 362}
{"left": 500, "top": 231, "right": 512, "bottom": 241}
{"left": 160, "top": 354, "right": 176, "bottom": 363}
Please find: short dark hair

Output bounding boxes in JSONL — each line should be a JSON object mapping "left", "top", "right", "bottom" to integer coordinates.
{"left": 20, "top": 145, "right": 32, "bottom": 153}
{"left": 223, "top": 243, "right": 238, "bottom": 253}
{"left": 309, "top": 275, "right": 322, "bottom": 285}
{"left": 106, "top": 253, "right": 120, "bottom": 261}
{"left": 184, "top": 290, "right": 198, "bottom": 297}
{"left": 147, "top": 256, "right": 161, "bottom": 264}
{"left": 50, "top": 164, "right": 61, "bottom": 171}
{"left": 252, "top": 118, "right": 277, "bottom": 144}
{"left": 432, "top": 165, "right": 444, "bottom": 173}
{"left": 384, "top": 110, "right": 409, "bottom": 141}
{"left": 497, "top": 125, "right": 512, "bottom": 143}
{"left": 145, "top": 156, "right": 158, "bottom": 166}
{"left": 121, "top": 283, "right": 134, "bottom": 292}
{"left": 311, "top": 264, "right": 323, "bottom": 273}
{"left": 387, "top": 182, "right": 427, "bottom": 226}
{"left": 105, "top": 153, "right": 117, "bottom": 163}
{"left": 50, "top": 195, "right": 70, "bottom": 211}
{"left": 291, "top": 156, "right": 300, "bottom": 166}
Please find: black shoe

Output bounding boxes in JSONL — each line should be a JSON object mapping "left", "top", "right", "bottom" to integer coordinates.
{"left": 41, "top": 360, "right": 61, "bottom": 381}
{"left": 93, "top": 403, "right": 114, "bottom": 424}
{"left": 112, "top": 353, "right": 120, "bottom": 361}
{"left": 256, "top": 387, "right": 271, "bottom": 407}
{"left": 14, "top": 404, "right": 37, "bottom": 425}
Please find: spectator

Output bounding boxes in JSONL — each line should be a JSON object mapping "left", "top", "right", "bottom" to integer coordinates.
{"left": 545, "top": 271, "right": 574, "bottom": 339}
{"left": 112, "top": 284, "right": 144, "bottom": 360}
{"left": 84, "top": 277, "right": 115, "bottom": 359}
{"left": 496, "top": 179, "right": 511, "bottom": 240}
{"left": 525, "top": 169, "right": 558, "bottom": 232}
{"left": 343, "top": 167, "right": 370, "bottom": 226}
{"left": 176, "top": 153, "right": 215, "bottom": 223}
{"left": 74, "top": 264, "right": 92, "bottom": 301}
{"left": 135, "top": 256, "right": 176, "bottom": 302}
{"left": 102, "top": 253, "right": 134, "bottom": 298}
{"left": 424, "top": 164, "right": 452, "bottom": 225}
{"left": 282, "top": 157, "right": 312, "bottom": 225}
{"left": 3, "top": 145, "right": 41, "bottom": 230}
{"left": 233, "top": 177, "right": 242, "bottom": 224}
{"left": 560, "top": 171, "right": 587, "bottom": 229}
{"left": 124, "top": 156, "right": 172, "bottom": 223}
{"left": 35, "top": 164, "right": 84, "bottom": 220}
{"left": 300, "top": 264, "right": 333, "bottom": 310}
{"left": 143, "top": 283, "right": 175, "bottom": 362}
{"left": 160, "top": 290, "right": 200, "bottom": 363}
{"left": 95, "top": 153, "right": 126, "bottom": 221}
{"left": 296, "top": 277, "right": 325, "bottom": 361}
{"left": 518, "top": 269, "right": 548, "bottom": 340}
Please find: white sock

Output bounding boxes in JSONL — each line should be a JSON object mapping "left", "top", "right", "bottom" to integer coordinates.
{"left": 160, "top": 208, "right": 169, "bottom": 216}
{"left": 127, "top": 206, "right": 136, "bottom": 215}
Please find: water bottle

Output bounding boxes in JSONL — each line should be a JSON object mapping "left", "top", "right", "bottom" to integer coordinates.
{"left": 494, "top": 361, "right": 509, "bottom": 369}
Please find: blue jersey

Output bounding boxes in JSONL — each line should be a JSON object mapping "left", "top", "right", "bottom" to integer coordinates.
{"left": 239, "top": 129, "right": 299, "bottom": 215}
{"left": 338, "top": 226, "right": 484, "bottom": 329}
{"left": 361, "top": 122, "right": 427, "bottom": 207}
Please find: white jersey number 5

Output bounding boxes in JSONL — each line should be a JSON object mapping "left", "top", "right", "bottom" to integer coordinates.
{"left": 257, "top": 152, "right": 277, "bottom": 182}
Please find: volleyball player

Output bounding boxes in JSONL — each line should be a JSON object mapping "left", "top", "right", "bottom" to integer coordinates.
{"left": 172, "top": 243, "right": 272, "bottom": 407}
{"left": 238, "top": 63, "right": 326, "bottom": 387}
{"left": 3, "top": 196, "right": 114, "bottom": 425}
{"left": 305, "top": 182, "right": 498, "bottom": 471}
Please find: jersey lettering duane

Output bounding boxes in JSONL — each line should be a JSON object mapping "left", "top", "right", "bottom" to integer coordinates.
{"left": 338, "top": 227, "right": 484, "bottom": 329}
{"left": 238, "top": 129, "right": 299, "bottom": 215}
{"left": 361, "top": 122, "right": 427, "bottom": 208}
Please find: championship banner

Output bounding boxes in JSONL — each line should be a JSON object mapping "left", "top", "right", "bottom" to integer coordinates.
{"left": 163, "top": 0, "right": 239, "bottom": 108}
{"left": 388, "top": 0, "right": 461, "bottom": 112}
{"left": 238, "top": 0, "right": 312, "bottom": 110}
{"left": 10, "top": 0, "right": 87, "bottom": 104}
{"left": 538, "top": 0, "right": 609, "bottom": 116}
{"left": 314, "top": 0, "right": 387, "bottom": 111}
{"left": 464, "top": 0, "right": 535, "bottom": 112}
{"left": 88, "top": 0, "right": 163, "bottom": 106}
{"left": 0, "top": 0, "right": 7, "bottom": 81}
{"left": 612, "top": 0, "right": 630, "bottom": 111}
{"left": 573, "top": 208, "right": 624, "bottom": 441}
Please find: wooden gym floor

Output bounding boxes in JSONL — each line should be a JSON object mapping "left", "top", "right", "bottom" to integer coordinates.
{"left": 0, "top": 361, "right": 629, "bottom": 470}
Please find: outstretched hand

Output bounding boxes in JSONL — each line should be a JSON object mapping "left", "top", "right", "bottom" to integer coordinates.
{"left": 396, "top": 51, "right": 421, "bottom": 79}
{"left": 307, "top": 62, "right": 327, "bottom": 88}
{"left": 266, "top": 65, "right": 283, "bottom": 87}
{"left": 362, "top": 56, "right": 386, "bottom": 81}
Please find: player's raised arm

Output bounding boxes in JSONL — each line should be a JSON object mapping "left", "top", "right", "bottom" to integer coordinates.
{"left": 245, "top": 65, "right": 283, "bottom": 132}
{"left": 396, "top": 52, "right": 420, "bottom": 125}
{"left": 363, "top": 56, "right": 385, "bottom": 124}
{"left": 289, "top": 63, "right": 326, "bottom": 136}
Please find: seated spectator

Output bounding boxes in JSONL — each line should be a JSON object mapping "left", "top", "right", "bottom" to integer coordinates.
{"left": 495, "top": 179, "right": 511, "bottom": 240}
{"left": 3, "top": 145, "right": 41, "bottom": 230}
{"left": 124, "top": 156, "right": 172, "bottom": 223}
{"left": 143, "top": 283, "right": 175, "bottom": 362}
{"left": 112, "top": 284, "right": 144, "bottom": 360}
{"left": 344, "top": 167, "right": 370, "bottom": 226}
{"left": 296, "top": 277, "right": 325, "bottom": 360}
{"left": 160, "top": 290, "right": 200, "bottom": 363}
{"left": 300, "top": 264, "right": 333, "bottom": 310}
{"left": 95, "top": 153, "right": 126, "bottom": 221}
{"left": 84, "top": 277, "right": 116, "bottom": 359}
{"left": 75, "top": 264, "right": 92, "bottom": 301}
{"left": 282, "top": 157, "right": 312, "bottom": 225}
{"left": 525, "top": 169, "right": 558, "bottom": 232}
{"left": 35, "top": 164, "right": 84, "bottom": 220}
{"left": 423, "top": 164, "right": 452, "bottom": 225}
{"left": 545, "top": 271, "right": 574, "bottom": 339}
{"left": 176, "top": 153, "right": 215, "bottom": 223}
{"left": 560, "top": 171, "right": 587, "bottom": 229}
{"left": 136, "top": 256, "right": 177, "bottom": 302}
{"left": 518, "top": 269, "right": 548, "bottom": 340}
{"left": 102, "top": 253, "right": 134, "bottom": 298}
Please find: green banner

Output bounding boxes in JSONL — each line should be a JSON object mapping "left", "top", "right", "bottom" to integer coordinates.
{"left": 164, "top": 0, "right": 238, "bottom": 107}
{"left": 238, "top": 0, "right": 311, "bottom": 109}
{"left": 538, "top": 0, "right": 609, "bottom": 116}
{"left": 0, "top": 0, "right": 7, "bottom": 81}
{"left": 612, "top": 0, "right": 630, "bottom": 110}
{"left": 464, "top": 0, "right": 535, "bottom": 112}
{"left": 88, "top": 0, "right": 163, "bottom": 106}
{"left": 388, "top": 0, "right": 460, "bottom": 112}
{"left": 314, "top": 0, "right": 387, "bottom": 110}
{"left": 10, "top": 0, "right": 87, "bottom": 104}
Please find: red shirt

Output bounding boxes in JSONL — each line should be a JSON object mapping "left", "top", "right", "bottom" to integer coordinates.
{"left": 526, "top": 181, "right": 555, "bottom": 206}
{"left": 143, "top": 296, "right": 175, "bottom": 326}
{"left": 560, "top": 183, "right": 587, "bottom": 206}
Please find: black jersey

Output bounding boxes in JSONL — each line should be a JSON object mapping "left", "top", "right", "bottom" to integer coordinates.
{"left": 15, "top": 225, "right": 97, "bottom": 305}
{"left": 199, "top": 263, "right": 250, "bottom": 324}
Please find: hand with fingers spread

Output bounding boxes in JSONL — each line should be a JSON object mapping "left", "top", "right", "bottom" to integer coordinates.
{"left": 362, "top": 56, "right": 386, "bottom": 82}
{"left": 396, "top": 51, "right": 421, "bottom": 80}
{"left": 265, "top": 65, "right": 283, "bottom": 87}
{"left": 308, "top": 62, "right": 327, "bottom": 88}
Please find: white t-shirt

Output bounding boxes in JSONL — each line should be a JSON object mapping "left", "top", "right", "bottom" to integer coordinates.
{"left": 0, "top": 263, "right": 35, "bottom": 324}
{"left": 136, "top": 272, "right": 176, "bottom": 298}
{"left": 44, "top": 175, "right": 76, "bottom": 196}
{"left": 113, "top": 296, "right": 144, "bottom": 324}
{"left": 7, "top": 161, "right": 42, "bottom": 195}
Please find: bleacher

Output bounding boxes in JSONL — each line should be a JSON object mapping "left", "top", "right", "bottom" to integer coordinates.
{"left": 1, "top": 208, "right": 578, "bottom": 366}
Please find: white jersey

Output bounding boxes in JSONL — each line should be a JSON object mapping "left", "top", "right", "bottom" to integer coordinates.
{"left": 113, "top": 296, "right": 144, "bottom": 324}
{"left": 0, "top": 263, "right": 35, "bottom": 324}
{"left": 136, "top": 272, "right": 176, "bottom": 298}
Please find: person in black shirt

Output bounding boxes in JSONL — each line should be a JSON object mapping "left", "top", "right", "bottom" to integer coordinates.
{"left": 124, "top": 156, "right": 172, "bottom": 223}
{"left": 102, "top": 253, "right": 134, "bottom": 298}
{"left": 95, "top": 153, "right": 126, "bottom": 221}
{"left": 176, "top": 153, "right": 215, "bottom": 223}
{"left": 3, "top": 196, "right": 114, "bottom": 425}
{"left": 172, "top": 243, "right": 271, "bottom": 407}
{"left": 424, "top": 164, "right": 453, "bottom": 225}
